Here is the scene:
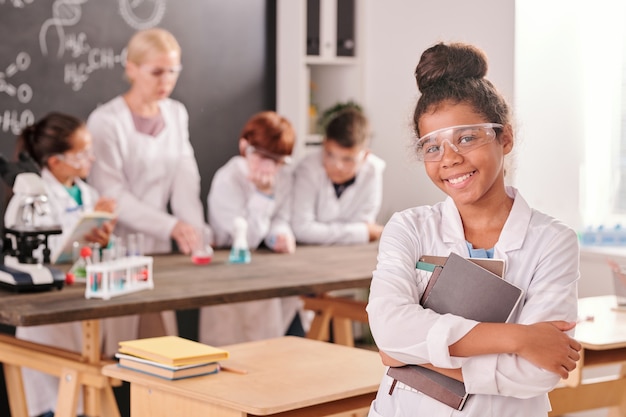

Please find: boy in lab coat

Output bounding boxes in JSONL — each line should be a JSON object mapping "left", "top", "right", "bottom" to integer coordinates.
{"left": 199, "top": 111, "right": 300, "bottom": 346}
{"left": 291, "top": 108, "right": 386, "bottom": 245}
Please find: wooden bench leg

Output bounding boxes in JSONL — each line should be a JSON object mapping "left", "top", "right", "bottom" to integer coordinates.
{"left": 101, "top": 383, "right": 122, "bottom": 417}
{"left": 608, "top": 364, "right": 626, "bottom": 417}
{"left": 332, "top": 318, "right": 355, "bottom": 347}
{"left": 55, "top": 368, "right": 80, "bottom": 417}
{"left": 306, "top": 304, "right": 333, "bottom": 342}
{"left": 4, "top": 363, "right": 28, "bottom": 417}
{"left": 302, "top": 294, "right": 368, "bottom": 346}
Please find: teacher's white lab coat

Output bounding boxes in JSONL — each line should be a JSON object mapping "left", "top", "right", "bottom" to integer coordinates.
{"left": 5, "top": 168, "right": 139, "bottom": 417}
{"left": 87, "top": 96, "right": 207, "bottom": 254}
{"left": 199, "top": 156, "right": 300, "bottom": 346}
{"left": 366, "top": 187, "right": 579, "bottom": 417}
{"left": 87, "top": 96, "right": 209, "bottom": 340}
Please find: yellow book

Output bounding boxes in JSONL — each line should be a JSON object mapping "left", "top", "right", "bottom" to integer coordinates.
{"left": 118, "top": 336, "right": 229, "bottom": 367}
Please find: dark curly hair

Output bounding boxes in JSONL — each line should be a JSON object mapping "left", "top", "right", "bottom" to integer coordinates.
{"left": 412, "top": 42, "right": 510, "bottom": 138}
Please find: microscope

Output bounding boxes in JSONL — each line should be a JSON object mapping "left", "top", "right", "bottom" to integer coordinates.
{"left": 0, "top": 152, "right": 65, "bottom": 292}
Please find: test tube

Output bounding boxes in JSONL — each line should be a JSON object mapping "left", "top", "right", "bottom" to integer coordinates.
{"left": 108, "top": 236, "right": 117, "bottom": 260}
{"left": 91, "top": 243, "right": 101, "bottom": 264}
{"left": 127, "top": 234, "right": 138, "bottom": 256}
{"left": 71, "top": 241, "right": 80, "bottom": 263}
{"left": 117, "top": 243, "right": 127, "bottom": 260}
{"left": 136, "top": 233, "right": 145, "bottom": 256}
{"left": 101, "top": 248, "right": 113, "bottom": 262}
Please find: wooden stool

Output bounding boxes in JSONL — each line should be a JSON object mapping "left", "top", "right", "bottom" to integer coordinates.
{"left": 302, "top": 293, "right": 368, "bottom": 347}
{"left": 0, "top": 324, "right": 121, "bottom": 417}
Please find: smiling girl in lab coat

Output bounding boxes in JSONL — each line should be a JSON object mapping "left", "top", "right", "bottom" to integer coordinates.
{"left": 366, "top": 42, "right": 582, "bottom": 417}
{"left": 5, "top": 112, "right": 115, "bottom": 417}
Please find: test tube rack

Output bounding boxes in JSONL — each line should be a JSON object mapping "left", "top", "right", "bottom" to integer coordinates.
{"left": 85, "top": 255, "right": 154, "bottom": 300}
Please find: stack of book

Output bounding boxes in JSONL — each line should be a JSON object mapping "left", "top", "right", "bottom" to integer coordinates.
{"left": 115, "top": 335, "right": 229, "bottom": 380}
{"left": 387, "top": 252, "right": 523, "bottom": 410}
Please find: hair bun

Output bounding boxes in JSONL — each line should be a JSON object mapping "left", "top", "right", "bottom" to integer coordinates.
{"left": 414, "top": 42, "right": 488, "bottom": 92}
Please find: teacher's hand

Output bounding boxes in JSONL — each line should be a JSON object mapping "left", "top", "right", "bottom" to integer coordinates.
{"left": 171, "top": 221, "right": 199, "bottom": 255}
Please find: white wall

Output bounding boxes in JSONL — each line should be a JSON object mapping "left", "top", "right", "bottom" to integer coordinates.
{"left": 515, "top": 1, "right": 626, "bottom": 298}
{"left": 361, "top": 1, "right": 624, "bottom": 297}
{"left": 517, "top": 1, "right": 625, "bottom": 231}
{"left": 514, "top": 1, "right": 586, "bottom": 229}
{"left": 362, "top": 1, "right": 515, "bottom": 222}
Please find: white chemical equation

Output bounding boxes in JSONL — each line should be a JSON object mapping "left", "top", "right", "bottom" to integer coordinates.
{"left": 39, "top": 0, "right": 133, "bottom": 91}
{"left": 0, "top": 0, "right": 34, "bottom": 7}
{"left": 1, "top": 0, "right": 166, "bottom": 134}
{"left": 0, "top": 53, "right": 35, "bottom": 135}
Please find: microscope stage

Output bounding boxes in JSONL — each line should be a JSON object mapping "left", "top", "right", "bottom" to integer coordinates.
{"left": 0, "top": 257, "right": 64, "bottom": 292}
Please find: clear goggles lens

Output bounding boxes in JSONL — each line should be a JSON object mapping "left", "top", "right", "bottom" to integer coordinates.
{"left": 142, "top": 65, "right": 183, "bottom": 78}
{"left": 245, "top": 145, "right": 292, "bottom": 165}
{"left": 55, "top": 148, "right": 94, "bottom": 168}
{"left": 415, "top": 123, "right": 503, "bottom": 162}
{"left": 323, "top": 149, "right": 365, "bottom": 168}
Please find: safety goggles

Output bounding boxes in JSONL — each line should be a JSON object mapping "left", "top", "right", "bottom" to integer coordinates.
{"left": 415, "top": 123, "right": 503, "bottom": 162}
{"left": 55, "top": 148, "right": 94, "bottom": 169}
{"left": 322, "top": 149, "right": 365, "bottom": 169}
{"left": 141, "top": 65, "right": 183, "bottom": 78}
{"left": 245, "top": 145, "right": 292, "bottom": 166}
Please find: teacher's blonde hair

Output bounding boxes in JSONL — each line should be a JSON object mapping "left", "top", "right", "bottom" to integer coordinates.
{"left": 126, "top": 27, "right": 181, "bottom": 66}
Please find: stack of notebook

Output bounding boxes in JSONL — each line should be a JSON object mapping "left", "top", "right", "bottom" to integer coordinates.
{"left": 387, "top": 253, "right": 523, "bottom": 410}
{"left": 115, "top": 335, "right": 229, "bottom": 380}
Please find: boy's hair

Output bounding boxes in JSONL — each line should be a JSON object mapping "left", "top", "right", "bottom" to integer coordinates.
{"left": 17, "top": 112, "right": 84, "bottom": 168}
{"left": 325, "top": 108, "right": 369, "bottom": 148}
{"left": 240, "top": 111, "right": 295, "bottom": 156}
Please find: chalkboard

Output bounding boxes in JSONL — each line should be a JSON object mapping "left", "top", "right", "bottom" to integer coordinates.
{"left": 0, "top": 0, "right": 276, "bottom": 211}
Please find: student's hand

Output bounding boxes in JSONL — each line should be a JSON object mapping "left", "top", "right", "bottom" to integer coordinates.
{"left": 271, "top": 234, "right": 295, "bottom": 254}
{"left": 516, "top": 321, "right": 582, "bottom": 379}
{"left": 85, "top": 220, "right": 116, "bottom": 247}
{"left": 367, "top": 223, "right": 384, "bottom": 242}
{"left": 248, "top": 171, "right": 275, "bottom": 195}
{"left": 171, "top": 221, "right": 200, "bottom": 255}
{"left": 379, "top": 350, "right": 405, "bottom": 367}
{"left": 248, "top": 158, "right": 277, "bottom": 195}
{"left": 94, "top": 197, "right": 116, "bottom": 213}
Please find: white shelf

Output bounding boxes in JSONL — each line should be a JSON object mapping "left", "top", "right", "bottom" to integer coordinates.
{"left": 277, "top": 0, "right": 364, "bottom": 159}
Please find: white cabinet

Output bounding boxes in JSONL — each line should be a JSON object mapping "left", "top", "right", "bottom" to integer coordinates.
{"left": 277, "top": 0, "right": 364, "bottom": 159}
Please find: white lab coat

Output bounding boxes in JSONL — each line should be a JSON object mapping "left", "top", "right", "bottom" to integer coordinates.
{"left": 199, "top": 156, "right": 301, "bottom": 346}
{"left": 86, "top": 96, "right": 206, "bottom": 254}
{"left": 4, "top": 169, "right": 139, "bottom": 417}
{"left": 291, "top": 149, "right": 386, "bottom": 244}
{"left": 87, "top": 96, "right": 208, "bottom": 339}
{"left": 367, "top": 187, "right": 579, "bottom": 417}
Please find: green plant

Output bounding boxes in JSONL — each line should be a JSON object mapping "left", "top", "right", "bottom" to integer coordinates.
{"left": 316, "top": 100, "right": 363, "bottom": 133}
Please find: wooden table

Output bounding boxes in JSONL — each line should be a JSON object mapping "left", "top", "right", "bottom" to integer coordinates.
{"left": 548, "top": 295, "right": 626, "bottom": 416}
{"left": 0, "top": 244, "right": 378, "bottom": 417}
{"left": 103, "top": 336, "right": 384, "bottom": 417}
